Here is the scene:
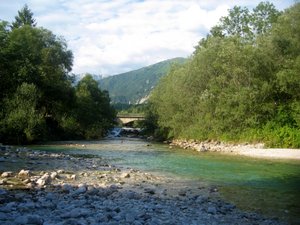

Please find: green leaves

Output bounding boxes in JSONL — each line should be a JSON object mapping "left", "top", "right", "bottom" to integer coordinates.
{"left": 148, "top": 2, "right": 300, "bottom": 147}
{"left": 1, "top": 83, "right": 45, "bottom": 143}
{"left": 0, "top": 6, "right": 116, "bottom": 144}
{"left": 12, "top": 4, "right": 36, "bottom": 29}
{"left": 75, "top": 74, "right": 116, "bottom": 139}
{"left": 211, "top": 2, "right": 280, "bottom": 41}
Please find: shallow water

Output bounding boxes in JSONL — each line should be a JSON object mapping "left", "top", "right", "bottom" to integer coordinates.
{"left": 31, "top": 138, "right": 300, "bottom": 223}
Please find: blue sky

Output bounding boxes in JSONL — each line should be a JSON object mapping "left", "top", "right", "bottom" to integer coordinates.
{"left": 0, "top": 0, "right": 295, "bottom": 76}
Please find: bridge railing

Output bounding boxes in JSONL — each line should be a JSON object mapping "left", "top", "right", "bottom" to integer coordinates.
{"left": 117, "top": 114, "right": 145, "bottom": 118}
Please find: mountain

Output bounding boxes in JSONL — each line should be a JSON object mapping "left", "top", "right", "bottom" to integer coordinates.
{"left": 98, "top": 57, "right": 186, "bottom": 104}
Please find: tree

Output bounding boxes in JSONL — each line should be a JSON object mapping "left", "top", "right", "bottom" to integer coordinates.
{"left": 0, "top": 83, "right": 45, "bottom": 144}
{"left": 251, "top": 2, "right": 281, "bottom": 35}
{"left": 0, "top": 21, "right": 10, "bottom": 100}
{"left": 75, "top": 74, "right": 116, "bottom": 139}
{"left": 0, "top": 5, "right": 117, "bottom": 144}
{"left": 210, "top": 2, "right": 280, "bottom": 41}
{"left": 148, "top": 2, "right": 300, "bottom": 147}
{"left": 12, "top": 4, "right": 36, "bottom": 29}
{"left": 219, "top": 6, "right": 252, "bottom": 39}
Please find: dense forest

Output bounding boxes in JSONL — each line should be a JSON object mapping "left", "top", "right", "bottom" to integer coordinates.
{"left": 147, "top": 2, "right": 300, "bottom": 148}
{"left": 0, "top": 5, "right": 116, "bottom": 144}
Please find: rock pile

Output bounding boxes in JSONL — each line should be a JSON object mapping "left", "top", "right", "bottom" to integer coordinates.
{"left": 170, "top": 139, "right": 264, "bottom": 153}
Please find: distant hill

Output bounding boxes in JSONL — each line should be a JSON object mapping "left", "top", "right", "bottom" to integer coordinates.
{"left": 98, "top": 57, "right": 186, "bottom": 104}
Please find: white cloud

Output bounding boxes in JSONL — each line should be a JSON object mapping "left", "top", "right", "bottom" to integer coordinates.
{"left": 0, "top": 0, "right": 295, "bottom": 75}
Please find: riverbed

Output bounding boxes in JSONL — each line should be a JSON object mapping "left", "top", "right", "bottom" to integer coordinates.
{"left": 1, "top": 138, "right": 299, "bottom": 224}
{"left": 28, "top": 138, "right": 300, "bottom": 224}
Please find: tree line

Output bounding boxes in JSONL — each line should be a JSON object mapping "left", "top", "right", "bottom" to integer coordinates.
{"left": 0, "top": 5, "right": 116, "bottom": 144}
{"left": 146, "top": 2, "right": 300, "bottom": 148}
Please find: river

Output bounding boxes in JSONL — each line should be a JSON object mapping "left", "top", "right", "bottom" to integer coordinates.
{"left": 31, "top": 138, "right": 300, "bottom": 223}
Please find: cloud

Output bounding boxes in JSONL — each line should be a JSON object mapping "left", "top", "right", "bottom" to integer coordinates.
{"left": 0, "top": 0, "right": 295, "bottom": 76}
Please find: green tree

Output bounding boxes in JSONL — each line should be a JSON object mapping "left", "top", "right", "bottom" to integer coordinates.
{"left": 219, "top": 6, "right": 252, "bottom": 39}
{"left": 148, "top": 2, "right": 300, "bottom": 147}
{"left": 12, "top": 4, "right": 36, "bottom": 29}
{"left": 210, "top": 2, "right": 280, "bottom": 40}
{"left": 0, "top": 83, "right": 45, "bottom": 143}
{"left": 251, "top": 2, "right": 281, "bottom": 35}
{"left": 75, "top": 74, "right": 116, "bottom": 139}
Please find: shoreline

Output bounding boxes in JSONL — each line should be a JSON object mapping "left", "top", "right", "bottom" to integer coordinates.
{"left": 170, "top": 139, "right": 300, "bottom": 160}
{"left": 0, "top": 144, "right": 287, "bottom": 224}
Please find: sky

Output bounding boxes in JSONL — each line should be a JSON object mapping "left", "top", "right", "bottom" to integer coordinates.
{"left": 0, "top": 0, "right": 295, "bottom": 76}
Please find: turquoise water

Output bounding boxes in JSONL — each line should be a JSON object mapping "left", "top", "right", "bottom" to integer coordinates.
{"left": 31, "top": 138, "right": 300, "bottom": 222}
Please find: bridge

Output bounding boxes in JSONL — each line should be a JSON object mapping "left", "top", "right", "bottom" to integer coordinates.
{"left": 117, "top": 114, "right": 145, "bottom": 125}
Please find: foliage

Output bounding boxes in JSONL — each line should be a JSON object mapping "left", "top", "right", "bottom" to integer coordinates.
{"left": 0, "top": 6, "right": 116, "bottom": 144}
{"left": 116, "top": 104, "right": 147, "bottom": 115}
{"left": 99, "top": 58, "right": 186, "bottom": 104}
{"left": 11, "top": 4, "right": 37, "bottom": 29}
{"left": 75, "top": 74, "right": 116, "bottom": 139}
{"left": 0, "top": 83, "right": 45, "bottom": 143}
{"left": 147, "top": 2, "right": 300, "bottom": 148}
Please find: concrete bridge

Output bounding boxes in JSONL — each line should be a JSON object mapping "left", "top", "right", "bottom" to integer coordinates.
{"left": 117, "top": 114, "right": 145, "bottom": 125}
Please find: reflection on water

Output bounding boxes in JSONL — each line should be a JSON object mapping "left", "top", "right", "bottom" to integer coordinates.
{"left": 31, "top": 138, "right": 300, "bottom": 223}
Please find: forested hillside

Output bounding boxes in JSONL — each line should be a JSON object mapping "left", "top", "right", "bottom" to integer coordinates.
{"left": 0, "top": 5, "right": 116, "bottom": 144}
{"left": 147, "top": 2, "right": 300, "bottom": 148}
{"left": 99, "top": 58, "right": 186, "bottom": 104}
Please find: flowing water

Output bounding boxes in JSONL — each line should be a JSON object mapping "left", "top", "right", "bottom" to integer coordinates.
{"left": 31, "top": 138, "right": 300, "bottom": 223}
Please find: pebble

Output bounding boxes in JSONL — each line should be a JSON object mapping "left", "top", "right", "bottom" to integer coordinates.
{"left": 207, "top": 206, "right": 217, "bottom": 214}
{"left": 72, "top": 185, "right": 87, "bottom": 195}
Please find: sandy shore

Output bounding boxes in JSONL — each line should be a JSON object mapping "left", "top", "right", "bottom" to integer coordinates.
{"left": 171, "top": 139, "right": 300, "bottom": 160}
{"left": 231, "top": 147, "right": 300, "bottom": 160}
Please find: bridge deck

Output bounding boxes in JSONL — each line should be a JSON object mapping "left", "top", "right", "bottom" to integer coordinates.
{"left": 117, "top": 114, "right": 145, "bottom": 119}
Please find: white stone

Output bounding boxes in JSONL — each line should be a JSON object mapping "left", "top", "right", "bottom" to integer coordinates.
{"left": 50, "top": 172, "right": 58, "bottom": 179}
{"left": 18, "top": 169, "right": 31, "bottom": 178}
{"left": 1, "top": 171, "right": 13, "bottom": 178}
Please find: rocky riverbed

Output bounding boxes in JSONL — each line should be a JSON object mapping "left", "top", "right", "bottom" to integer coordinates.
{"left": 0, "top": 144, "right": 286, "bottom": 225}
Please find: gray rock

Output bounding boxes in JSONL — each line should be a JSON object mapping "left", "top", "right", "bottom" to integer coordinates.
{"left": 27, "top": 215, "right": 43, "bottom": 225}
{"left": 61, "top": 218, "right": 86, "bottom": 225}
{"left": 196, "top": 196, "right": 209, "bottom": 204}
{"left": 72, "top": 185, "right": 87, "bottom": 195}
{"left": 144, "top": 188, "right": 155, "bottom": 195}
{"left": 14, "top": 215, "right": 43, "bottom": 225}
{"left": 125, "top": 213, "right": 136, "bottom": 223}
{"left": 178, "top": 190, "right": 186, "bottom": 196}
{"left": 125, "top": 191, "right": 137, "bottom": 199}
{"left": 0, "top": 212, "right": 12, "bottom": 221}
{"left": 14, "top": 215, "right": 28, "bottom": 225}
{"left": 61, "top": 208, "right": 91, "bottom": 218}
{"left": 62, "top": 183, "right": 73, "bottom": 192}
{"left": 45, "top": 192, "right": 56, "bottom": 201}
{"left": 207, "top": 206, "right": 217, "bottom": 214}
{"left": 18, "top": 201, "right": 36, "bottom": 211}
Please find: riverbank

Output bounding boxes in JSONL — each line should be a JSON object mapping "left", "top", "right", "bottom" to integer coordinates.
{"left": 0, "top": 144, "right": 286, "bottom": 225}
{"left": 170, "top": 139, "right": 300, "bottom": 160}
